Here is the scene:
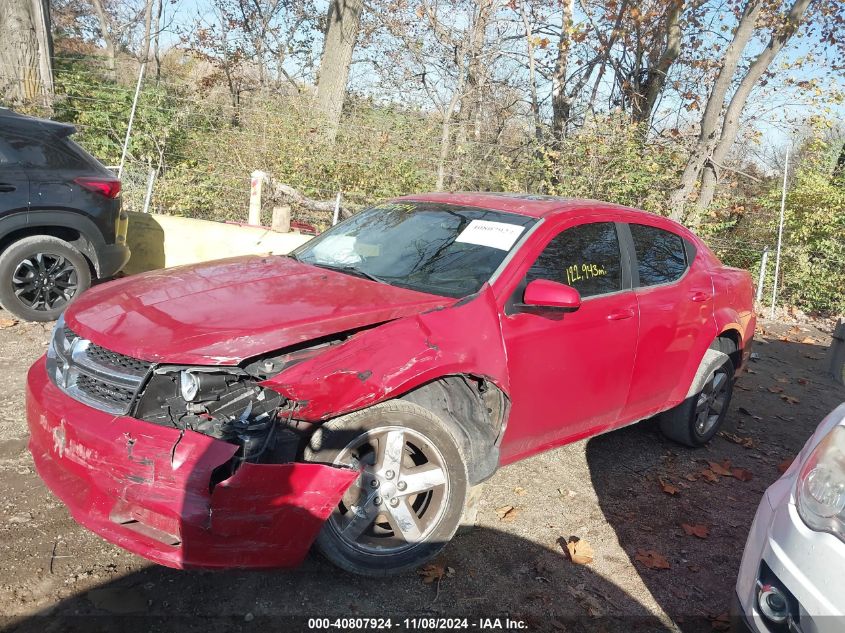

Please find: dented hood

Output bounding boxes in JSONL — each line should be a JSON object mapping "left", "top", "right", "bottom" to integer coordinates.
{"left": 65, "top": 255, "right": 452, "bottom": 364}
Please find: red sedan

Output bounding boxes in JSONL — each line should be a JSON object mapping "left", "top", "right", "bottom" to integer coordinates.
{"left": 26, "top": 193, "right": 755, "bottom": 575}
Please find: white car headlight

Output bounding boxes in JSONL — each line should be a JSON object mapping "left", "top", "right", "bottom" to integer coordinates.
{"left": 796, "top": 425, "right": 845, "bottom": 541}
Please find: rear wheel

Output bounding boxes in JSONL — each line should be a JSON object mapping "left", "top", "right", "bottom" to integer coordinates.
{"left": 0, "top": 236, "right": 91, "bottom": 322}
{"left": 304, "top": 401, "right": 468, "bottom": 576}
{"left": 659, "top": 342, "right": 735, "bottom": 447}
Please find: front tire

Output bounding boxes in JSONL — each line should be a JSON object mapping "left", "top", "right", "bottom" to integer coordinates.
{"left": 0, "top": 236, "right": 91, "bottom": 322}
{"left": 304, "top": 400, "right": 468, "bottom": 576}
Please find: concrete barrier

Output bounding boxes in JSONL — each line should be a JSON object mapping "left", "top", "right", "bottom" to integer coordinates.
{"left": 124, "top": 213, "right": 313, "bottom": 275}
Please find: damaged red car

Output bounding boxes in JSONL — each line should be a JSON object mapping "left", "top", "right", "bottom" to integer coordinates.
{"left": 26, "top": 193, "right": 755, "bottom": 575}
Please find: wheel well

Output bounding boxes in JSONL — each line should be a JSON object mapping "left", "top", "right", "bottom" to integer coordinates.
{"left": 399, "top": 375, "right": 509, "bottom": 486}
{"left": 0, "top": 227, "right": 97, "bottom": 276}
{"left": 715, "top": 329, "right": 742, "bottom": 370}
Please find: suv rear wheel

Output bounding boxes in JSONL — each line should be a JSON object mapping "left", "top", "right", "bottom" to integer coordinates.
{"left": 0, "top": 235, "right": 91, "bottom": 322}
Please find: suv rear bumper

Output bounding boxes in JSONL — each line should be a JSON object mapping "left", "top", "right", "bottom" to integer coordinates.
{"left": 26, "top": 356, "right": 357, "bottom": 569}
{"left": 95, "top": 243, "right": 130, "bottom": 278}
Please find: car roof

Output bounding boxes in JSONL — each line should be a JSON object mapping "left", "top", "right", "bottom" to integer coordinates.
{"left": 395, "top": 191, "right": 648, "bottom": 220}
{"left": 0, "top": 108, "right": 76, "bottom": 137}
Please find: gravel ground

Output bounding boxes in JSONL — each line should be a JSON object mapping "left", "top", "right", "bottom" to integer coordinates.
{"left": 0, "top": 315, "right": 843, "bottom": 633}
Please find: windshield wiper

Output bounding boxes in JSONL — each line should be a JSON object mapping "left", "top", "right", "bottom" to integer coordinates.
{"left": 311, "top": 262, "right": 384, "bottom": 284}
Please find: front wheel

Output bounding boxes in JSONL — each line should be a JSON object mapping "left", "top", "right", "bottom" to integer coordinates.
{"left": 304, "top": 401, "right": 468, "bottom": 576}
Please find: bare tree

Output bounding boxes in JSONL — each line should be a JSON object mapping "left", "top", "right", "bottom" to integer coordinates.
{"left": 316, "top": 0, "right": 365, "bottom": 140}
{"left": 668, "top": 0, "right": 814, "bottom": 223}
{"left": 0, "top": 0, "right": 54, "bottom": 104}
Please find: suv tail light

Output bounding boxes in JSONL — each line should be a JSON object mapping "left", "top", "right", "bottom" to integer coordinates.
{"left": 74, "top": 177, "right": 121, "bottom": 199}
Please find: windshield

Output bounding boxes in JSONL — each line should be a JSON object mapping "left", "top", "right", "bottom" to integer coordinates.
{"left": 292, "top": 201, "right": 536, "bottom": 298}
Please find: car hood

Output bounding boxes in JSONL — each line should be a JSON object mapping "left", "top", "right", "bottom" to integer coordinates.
{"left": 65, "top": 256, "right": 452, "bottom": 365}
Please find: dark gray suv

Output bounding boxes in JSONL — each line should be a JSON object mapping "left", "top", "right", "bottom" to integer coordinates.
{"left": 0, "top": 109, "right": 130, "bottom": 321}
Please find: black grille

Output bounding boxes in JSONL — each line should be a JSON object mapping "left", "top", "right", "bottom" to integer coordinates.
{"left": 85, "top": 342, "right": 152, "bottom": 375}
{"left": 76, "top": 373, "right": 136, "bottom": 406}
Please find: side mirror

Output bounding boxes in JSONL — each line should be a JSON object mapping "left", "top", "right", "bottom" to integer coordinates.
{"left": 522, "top": 279, "right": 581, "bottom": 311}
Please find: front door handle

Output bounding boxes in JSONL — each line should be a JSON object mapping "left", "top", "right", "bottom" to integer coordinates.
{"left": 607, "top": 308, "right": 635, "bottom": 321}
{"left": 0, "top": 183, "right": 16, "bottom": 192}
{"left": 690, "top": 291, "right": 710, "bottom": 303}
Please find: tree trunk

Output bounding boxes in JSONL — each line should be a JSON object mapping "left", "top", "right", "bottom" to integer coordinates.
{"left": 634, "top": 0, "right": 683, "bottom": 124}
{"left": 551, "top": 0, "right": 575, "bottom": 142}
{"left": 667, "top": 0, "right": 764, "bottom": 220}
{"left": 518, "top": 0, "right": 541, "bottom": 140}
{"left": 0, "top": 0, "right": 53, "bottom": 104}
{"left": 316, "top": 0, "right": 365, "bottom": 141}
{"left": 691, "top": 0, "right": 814, "bottom": 219}
{"left": 142, "top": 0, "right": 153, "bottom": 62}
{"left": 90, "top": 0, "right": 117, "bottom": 80}
{"left": 152, "top": 0, "right": 162, "bottom": 80}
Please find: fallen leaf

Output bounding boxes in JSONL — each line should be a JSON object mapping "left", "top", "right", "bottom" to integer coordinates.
{"left": 776, "top": 376, "right": 790, "bottom": 383}
{"left": 731, "top": 467, "right": 753, "bottom": 482}
{"left": 496, "top": 505, "right": 519, "bottom": 522}
{"left": 417, "top": 564, "right": 445, "bottom": 584}
{"left": 767, "top": 386, "right": 784, "bottom": 394}
{"left": 635, "top": 549, "right": 670, "bottom": 570}
{"left": 700, "top": 468, "right": 719, "bottom": 483}
{"left": 781, "top": 395, "right": 800, "bottom": 404}
{"left": 708, "top": 460, "right": 732, "bottom": 477}
{"left": 797, "top": 378, "right": 809, "bottom": 385}
{"left": 800, "top": 336, "right": 816, "bottom": 344}
{"left": 788, "top": 325, "right": 801, "bottom": 335}
{"left": 514, "top": 486, "right": 526, "bottom": 496}
{"left": 778, "top": 458, "right": 794, "bottom": 474}
{"left": 0, "top": 316, "right": 17, "bottom": 329}
{"left": 684, "top": 473, "right": 699, "bottom": 482}
{"left": 659, "top": 479, "right": 680, "bottom": 495}
{"left": 737, "top": 407, "right": 762, "bottom": 420}
{"left": 681, "top": 523, "right": 710, "bottom": 539}
{"left": 710, "top": 612, "right": 731, "bottom": 631}
{"left": 718, "top": 431, "right": 755, "bottom": 448}
{"left": 564, "top": 537, "right": 594, "bottom": 565}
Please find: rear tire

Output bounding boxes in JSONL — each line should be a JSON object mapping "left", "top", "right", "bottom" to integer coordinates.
{"left": 659, "top": 341, "right": 736, "bottom": 447}
{"left": 304, "top": 400, "right": 468, "bottom": 576}
{"left": 0, "top": 236, "right": 91, "bottom": 322}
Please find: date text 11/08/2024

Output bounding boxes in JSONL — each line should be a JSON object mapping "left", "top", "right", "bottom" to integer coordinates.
{"left": 307, "top": 617, "right": 529, "bottom": 630}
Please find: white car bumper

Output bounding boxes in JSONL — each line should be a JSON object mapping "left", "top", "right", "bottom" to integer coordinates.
{"left": 734, "top": 405, "right": 845, "bottom": 633}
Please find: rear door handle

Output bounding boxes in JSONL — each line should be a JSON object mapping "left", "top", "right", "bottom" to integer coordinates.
{"left": 690, "top": 291, "right": 710, "bottom": 303}
{"left": 0, "top": 184, "right": 16, "bottom": 192}
{"left": 607, "top": 308, "right": 635, "bottom": 321}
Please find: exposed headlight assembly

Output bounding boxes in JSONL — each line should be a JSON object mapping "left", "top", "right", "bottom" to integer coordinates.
{"left": 796, "top": 425, "right": 845, "bottom": 541}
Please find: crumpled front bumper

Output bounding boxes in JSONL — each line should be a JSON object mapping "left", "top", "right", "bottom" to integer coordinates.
{"left": 26, "top": 356, "right": 357, "bottom": 569}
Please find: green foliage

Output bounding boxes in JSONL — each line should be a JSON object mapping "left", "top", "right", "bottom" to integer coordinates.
{"left": 762, "top": 138, "right": 845, "bottom": 315}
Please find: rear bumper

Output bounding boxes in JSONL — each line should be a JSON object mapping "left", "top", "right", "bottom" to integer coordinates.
{"left": 26, "top": 356, "right": 357, "bottom": 569}
{"left": 94, "top": 243, "right": 131, "bottom": 278}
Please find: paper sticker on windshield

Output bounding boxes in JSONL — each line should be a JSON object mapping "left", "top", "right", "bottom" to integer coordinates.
{"left": 455, "top": 220, "right": 525, "bottom": 251}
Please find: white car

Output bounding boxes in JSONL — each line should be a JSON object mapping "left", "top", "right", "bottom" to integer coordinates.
{"left": 734, "top": 403, "right": 845, "bottom": 632}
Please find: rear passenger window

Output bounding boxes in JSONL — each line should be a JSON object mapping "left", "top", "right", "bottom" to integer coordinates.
{"left": 5, "top": 133, "right": 87, "bottom": 170}
{"left": 526, "top": 222, "right": 622, "bottom": 298}
{"left": 630, "top": 224, "right": 688, "bottom": 286}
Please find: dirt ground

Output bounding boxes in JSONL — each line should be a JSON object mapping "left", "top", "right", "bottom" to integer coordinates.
{"left": 1, "top": 315, "right": 844, "bottom": 633}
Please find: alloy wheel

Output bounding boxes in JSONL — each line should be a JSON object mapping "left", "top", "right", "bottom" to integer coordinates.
{"left": 694, "top": 368, "right": 729, "bottom": 436}
{"left": 328, "top": 426, "right": 450, "bottom": 554}
{"left": 12, "top": 252, "right": 79, "bottom": 312}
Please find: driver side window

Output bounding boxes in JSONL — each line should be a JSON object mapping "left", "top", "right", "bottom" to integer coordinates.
{"left": 526, "top": 222, "right": 622, "bottom": 298}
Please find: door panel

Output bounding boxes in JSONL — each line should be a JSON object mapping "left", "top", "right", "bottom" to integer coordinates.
{"left": 0, "top": 138, "right": 29, "bottom": 215}
{"left": 499, "top": 221, "right": 639, "bottom": 464}
{"left": 621, "top": 223, "right": 717, "bottom": 421}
